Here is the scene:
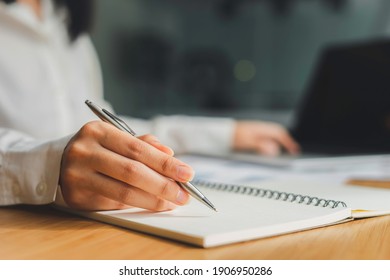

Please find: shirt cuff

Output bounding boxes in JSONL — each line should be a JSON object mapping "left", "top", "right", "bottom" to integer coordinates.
{"left": 1, "top": 135, "right": 72, "bottom": 205}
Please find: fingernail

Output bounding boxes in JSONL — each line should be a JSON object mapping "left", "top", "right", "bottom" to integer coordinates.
{"left": 176, "top": 189, "right": 189, "bottom": 205}
{"left": 176, "top": 165, "right": 194, "bottom": 181}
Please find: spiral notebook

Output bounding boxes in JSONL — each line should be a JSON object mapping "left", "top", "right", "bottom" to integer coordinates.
{"left": 62, "top": 179, "right": 352, "bottom": 248}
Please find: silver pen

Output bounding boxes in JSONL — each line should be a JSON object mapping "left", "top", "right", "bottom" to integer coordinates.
{"left": 85, "top": 100, "right": 217, "bottom": 212}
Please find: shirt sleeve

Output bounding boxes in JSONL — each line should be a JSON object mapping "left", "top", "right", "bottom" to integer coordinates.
{"left": 0, "top": 128, "right": 71, "bottom": 205}
{"left": 122, "top": 115, "right": 237, "bottom": 155}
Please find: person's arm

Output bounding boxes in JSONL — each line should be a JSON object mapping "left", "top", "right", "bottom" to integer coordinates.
{"left": 121, "top": 115, "right": 300, "bottom": 156}
{"left": 0, "top": 124, "right": 195, "bottom": 211}
{"left": 0, "top": 128, "right": 70, "bottom": 205}
{"left": 120, "top": 115, "right": 235, "bottom": 155}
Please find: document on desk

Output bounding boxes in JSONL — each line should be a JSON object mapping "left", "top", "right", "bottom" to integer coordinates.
{"left": 257, "top": 179, "right": 390, "bottom": 218}
{"left": 211, "top": 151, "right": 390, "bottom": 171}
{"left": 57, "top": 153, "right": 351, "bottom": 248}
{"left": 58, "top": 155, "right": 390, "bottom": 247}
{"left": 178, "top": 154, "right": 390, "bottom": 218}
{"left": 64, "top": 182, "right": 351, "bottom": 248}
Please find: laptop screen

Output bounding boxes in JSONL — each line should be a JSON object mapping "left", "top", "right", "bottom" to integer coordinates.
{"left": 291, "top": 39, "right": 390, "bottom": 155}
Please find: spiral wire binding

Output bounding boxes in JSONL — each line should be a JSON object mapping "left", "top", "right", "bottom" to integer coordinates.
{"left": 193, "top": 179, "right": 348, "bottom": 209}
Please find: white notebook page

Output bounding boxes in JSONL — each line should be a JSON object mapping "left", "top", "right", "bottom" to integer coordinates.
{"left": 91, "top": 186, "right": 351, "bottom": 247}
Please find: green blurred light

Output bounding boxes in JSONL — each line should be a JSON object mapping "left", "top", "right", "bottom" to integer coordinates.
{"left": 234, "top": 59, "right": 256, "bottom": 82}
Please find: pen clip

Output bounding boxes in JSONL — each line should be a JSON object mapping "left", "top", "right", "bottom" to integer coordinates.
{"left": 102, "top": 109, "right": 136, "bottom": 136}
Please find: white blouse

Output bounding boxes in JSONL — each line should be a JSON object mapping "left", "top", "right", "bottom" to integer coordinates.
{"left": 0, "top": 0, "right": 235, "bottom": 206}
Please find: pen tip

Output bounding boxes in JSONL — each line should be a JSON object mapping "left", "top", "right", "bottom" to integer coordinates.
{"left": 203, "top": 197, "right": 217, "bottom": 212}
{"left": 209, "top": 205, "right": 217, "bottom": 212}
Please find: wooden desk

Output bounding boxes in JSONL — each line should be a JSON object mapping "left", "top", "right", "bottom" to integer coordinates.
{"left": 1, "top": 205, "right": 390, "bottom": 260}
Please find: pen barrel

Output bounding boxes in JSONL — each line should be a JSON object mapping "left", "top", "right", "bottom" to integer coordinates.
{"left": 85, "top": 100, "right": 217, "bottom": 211}
{"left": 177, "top": 181, "right": 205, "bottom": 199}
{"left": 178, "top": 181, "right": 216, "bottom": 211}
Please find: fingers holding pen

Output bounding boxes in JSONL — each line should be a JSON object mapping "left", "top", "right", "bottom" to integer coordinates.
{"left": 138, "top": 134, "right": 174, "bottom": 156}
{"left": 60, "top": 121, "right": 192, "bottom": 211}
{"left": 97, "top": 127, "right": 195, "bottom": 183}
{"left": 91, "top": 148, "right": 190, "bottom": 206}
{"left": 61, "top": 168, "right": 179, "bottom": 211}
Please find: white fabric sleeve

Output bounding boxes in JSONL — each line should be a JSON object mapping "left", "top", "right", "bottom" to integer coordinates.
{"left": 121, "top": 115, "right": 237, "bottom": 155}
{"left": 0, "top": 128, "right": 71, "bottom": 205}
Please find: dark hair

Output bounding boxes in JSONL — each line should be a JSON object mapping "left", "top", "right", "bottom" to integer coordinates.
{"left": 1, "top": 0, "right": 95, "bottom": 41}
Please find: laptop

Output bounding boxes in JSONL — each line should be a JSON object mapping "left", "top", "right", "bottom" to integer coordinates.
{"left": 229, "top": 39, "right": 390, "bottom": 169}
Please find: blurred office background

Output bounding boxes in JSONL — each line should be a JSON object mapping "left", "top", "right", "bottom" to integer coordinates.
{"left": 91, "top": 0, "right": 390, "bottom": 126}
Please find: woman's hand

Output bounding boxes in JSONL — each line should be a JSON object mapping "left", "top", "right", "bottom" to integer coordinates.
{"left": 233, "top": 121, "right": 300, "bottom": 156}
{"left": 59, "top": 121, "right": 193, "bottom": 211}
